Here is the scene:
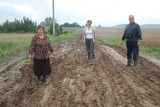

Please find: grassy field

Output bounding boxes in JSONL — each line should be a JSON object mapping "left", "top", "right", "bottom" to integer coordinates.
{"left": 0, "top": 29, "right": 80, "bottom": 59}
{"left": 97, "top": 27, "right": 160, "bottom": 59}
{"left": 0, "top": 33, "right": 33, "bottom": 58}
{"left": 1, "top": 27, "right": 159, "bottom": 59}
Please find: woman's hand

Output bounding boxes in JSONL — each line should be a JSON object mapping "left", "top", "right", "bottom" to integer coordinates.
{"left": 93, "top": 39, "right": 95, "bottom": 43}
{"left": 82, "top": 39, "right": 85, "bottom": 44}
{"left": 50, "top": 52, "right": 56, "bottom": 58}
{"left": 28, "top": 54, "right": 32, "bottom": 61}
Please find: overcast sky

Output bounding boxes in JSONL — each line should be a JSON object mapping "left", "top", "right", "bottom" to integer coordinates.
{"left": 0, "top": 0, "right": 160, "bottom": 26}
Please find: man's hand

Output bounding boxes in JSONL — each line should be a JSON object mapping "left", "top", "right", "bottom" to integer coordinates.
{"left": 120, "top": 40, "right": 124, "bottom": 46}
{"left": 137, "top": 40, "right": 142, "bottom": 46}
{"left": 28, "top": 54, "right": 32, "bottom": 61}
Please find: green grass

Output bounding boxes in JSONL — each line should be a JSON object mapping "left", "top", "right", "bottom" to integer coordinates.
{"left": 97, "top": 37, "right": 121, "bottom": 46}
{"left": 0, "top": 34, "right": 32, "bottom": 58}
{"left": 0, "top": 29, "right": 80, "bottom": 59}
{"left": 140, "top": 45, "right": 160, "bottom": 59}
{"left": 97, "top": 37, "right": 160, "bottom": 59}
{"left": 48, "top": 29, "right": 80, "bottom": 44}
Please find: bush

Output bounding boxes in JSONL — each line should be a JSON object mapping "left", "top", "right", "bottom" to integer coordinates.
{"left": 48, "top": 23, "right": 63, "bottom": 36}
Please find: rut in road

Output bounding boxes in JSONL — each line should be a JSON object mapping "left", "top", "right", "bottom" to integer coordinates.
{"left": 0, "top": 35, "right": 160, "bottom": 107}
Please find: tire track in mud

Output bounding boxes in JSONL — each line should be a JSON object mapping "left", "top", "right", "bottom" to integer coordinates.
{"left": 0, "top": 51, "right": 29, "bottom": 107}
{"left": 0, "top": 35, "right": 160, "bottom": 107}
{"left": 99, "top": 44, "right": 160, "bottom": 106}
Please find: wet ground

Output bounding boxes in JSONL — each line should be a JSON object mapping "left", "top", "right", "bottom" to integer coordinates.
{"left": 0, "top": 35, "right": 160, "bottom": 107}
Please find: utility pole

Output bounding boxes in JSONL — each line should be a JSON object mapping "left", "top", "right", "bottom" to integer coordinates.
{"left": 52, "top": 0, "right": 55, "bottom": 35}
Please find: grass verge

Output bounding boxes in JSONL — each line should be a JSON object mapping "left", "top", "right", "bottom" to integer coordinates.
{"left": 0, "top": 34, "right": 32, "bottom": 58}
{"left": 97, "top": 37, "right": 160, "bottom": 59}
{"left": 48, "top": 29, "right": 80, "bottom": 44}
{"left": 0, "top": 29, "right": 80, "bottom": 59}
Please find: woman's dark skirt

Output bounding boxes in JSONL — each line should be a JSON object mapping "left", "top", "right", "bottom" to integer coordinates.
{"left": 33, "top": 58, "right": 51, "bottom": 77}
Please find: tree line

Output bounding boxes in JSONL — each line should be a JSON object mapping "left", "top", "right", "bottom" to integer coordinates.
{"left": 41, "top": 17, "right": 81, "bottom": 35}
{"left": 0, "top": 17, "right": 37, "bottom": 33}
{"left": 40, "top": 17, "right": 63, "bottom": 35}
{"left": 0, "top": 16, "right": 81, "bottom": 35}
{"left": 60, "top": 22, "right": 81, "bottom": 27}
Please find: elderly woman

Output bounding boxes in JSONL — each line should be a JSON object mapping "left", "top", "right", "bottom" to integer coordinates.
{"left": 82, "top": 20, "right": 96, "bottom": 61}
{"left": 28, "top": 25, "right": 53, "bottom": 85}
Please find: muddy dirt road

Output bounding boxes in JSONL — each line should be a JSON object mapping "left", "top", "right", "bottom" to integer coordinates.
{"left": 0, "top": 34, "right": 160, "bottom": 107}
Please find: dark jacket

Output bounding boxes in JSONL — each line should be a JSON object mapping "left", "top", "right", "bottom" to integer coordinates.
{"left": 122, "top": 22, "right": 142, "bottom": 41}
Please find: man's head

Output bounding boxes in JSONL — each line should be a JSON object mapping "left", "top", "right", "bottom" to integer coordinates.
{"left": 129, "top": 15, "right": 135, "bottom": 24}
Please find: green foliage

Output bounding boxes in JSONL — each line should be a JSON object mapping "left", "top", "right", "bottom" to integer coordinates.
{"left": 97, "top": 37, "right": 120, "bottom": 45}
{"left": 48, "top": 23, "right": 63, "bottom": 36}
{"left": 48, "top": 29, "right": 80, "bottom": 43}
{"left": 0, "top": 25, "right": 2, "bottom": 32}
{"left": 45, "top": 17, "right": 53, "bottom": 26}
{"left": 0, "top": 34, "right": 32, "bottom": 58}
{"left": 61, "top": 22, "right": 81, "bottom": 27}
{"left": 0, "top": 17, "right": 37, "bottom": 33}
{"left": 140, "top": 45, "right": 160, "bottom": 59}
{"left": 40, "top": 17, "right": 53, "bottom": 26}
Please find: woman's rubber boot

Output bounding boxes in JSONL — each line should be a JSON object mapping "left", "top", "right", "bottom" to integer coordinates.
{"left": 126, "top": 59, "right": 131, "bottom": 67}
{"left": 36, "top": 76, "right": 42, "bottom": 85}
{"left": 87, "top": 53, "right": 91, "bottom": 60}
{"left": 42, "top": 76, "right": 46, "bottom": 84}
{"left": 91, "top": 54, "right": 95, "bottom": 60}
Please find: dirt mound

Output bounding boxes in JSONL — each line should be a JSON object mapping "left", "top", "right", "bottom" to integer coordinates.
{"left": 0, "top": 35, "right": 160, "bottom": 107}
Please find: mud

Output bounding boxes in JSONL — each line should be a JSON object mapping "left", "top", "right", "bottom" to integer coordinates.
{"left": 0, "top": 35, "right": 160, "bottom": 107}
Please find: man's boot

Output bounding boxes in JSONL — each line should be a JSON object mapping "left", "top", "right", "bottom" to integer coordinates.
{"left": 126, "top": 58, "right": 131, "bottom": 66}
{"left": 133, "top": 60, "right": 138, "bottom": 68}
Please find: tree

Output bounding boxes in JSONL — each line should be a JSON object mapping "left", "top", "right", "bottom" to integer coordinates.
{"left": 45, "top": 17, "right": 53, "bottom": 26}
{"left": 98, "top": 24, "right": 102, "bottom": 28}
{"left": 40, "top": 21, "right": 45, "bottom": 26}
{"left": 48, "top": 23, "right": 63, "bottom": 36}
{"left": 62, "top": 22, "right": 70, "bottom": 27}
{"left": 0, "top": 17, "right": 37, "bottom": 33}
{"left": 2, "top": 20, "right": 10, "bottom": 32}
{"left": 61, "top": 22, "right": 81, "bottom": 27}
{"left": 0, "top": 25, "right": 2, "bottom": 32}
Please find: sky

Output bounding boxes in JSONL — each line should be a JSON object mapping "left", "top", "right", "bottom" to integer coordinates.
{"left": 0, "top": 0, "right": 160, "bottom": 26}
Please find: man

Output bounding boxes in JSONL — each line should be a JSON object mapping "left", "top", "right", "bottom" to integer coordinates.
{"left": 121, "top": 15, "right": 142, "bottom": 67}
